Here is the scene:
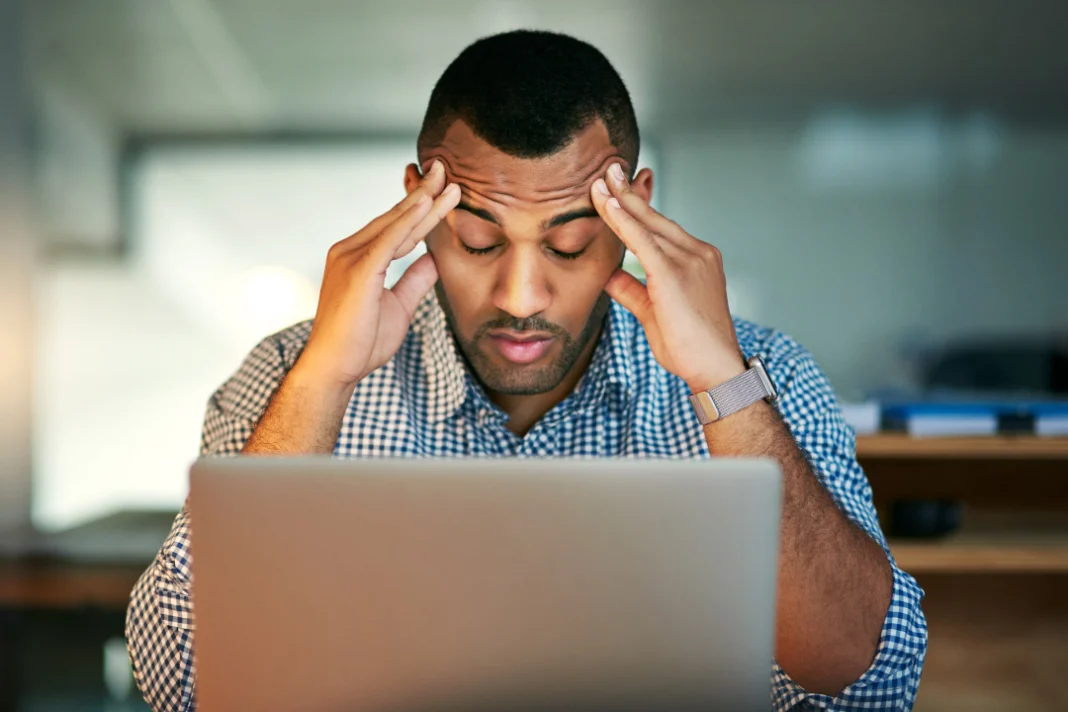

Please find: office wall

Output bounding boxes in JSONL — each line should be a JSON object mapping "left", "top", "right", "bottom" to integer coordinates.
{"left": 660, "top": 115, "right": 1068, "bottom": 398}
{"left": 33, "top": 79, "right": 120, "bottom": 253}
{"left": 0, "top": 0, "right": 34, "bottom": 532}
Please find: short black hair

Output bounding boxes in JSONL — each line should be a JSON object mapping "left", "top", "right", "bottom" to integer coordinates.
{"left": 418, "top": 30, "right": 639, "bottom": 170}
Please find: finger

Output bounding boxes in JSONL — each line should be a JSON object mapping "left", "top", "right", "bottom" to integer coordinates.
{"left": 595, "top": 183, "right": 689, "bottom": 265}
{"left": 333, "top": 161, "right": 446, "bottom": 254}
{"left": 603, "top": 163, "right": 690, "bottom": 247}
{"left": 393, "top": 182, "right": 462, "bottom": 260}
{"left": 603, "top": 268, "right": 653, "bottom": 325}
{"left": 591, "top": 181, "right": 664, "bottom": 268}
{"left": 390, "top": 252, "right": 439, "bottom": 318}
{"left": 420, "top": 158, "right": 448, "bottom": 194}
{"left": 364, "top": 194, "right": 434, "bottom": 272}
{"left": 382, "top": 159, "right": 447, "bottom": 220}
{"left": 365, "top": 159, "right": 446, "bottom": 237}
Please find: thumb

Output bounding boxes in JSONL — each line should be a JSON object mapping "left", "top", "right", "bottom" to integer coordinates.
{"left": 604, "top": 268, "right": 653, "bottom": 324}
{"left": 390, "top": 252, "right": 439, "bottom": 319}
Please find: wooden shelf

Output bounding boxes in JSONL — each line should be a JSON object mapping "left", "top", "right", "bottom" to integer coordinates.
{"left": 857, "top": 434, "right": 1068, "bottom": 459}
{"left": 891, "top": 512, "right": 1068, "bottom": 573}
{"left": 0, "top": 561, "right": 146, "bottom": 609}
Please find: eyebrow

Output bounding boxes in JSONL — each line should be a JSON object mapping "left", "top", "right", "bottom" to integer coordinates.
{"left": 456, "top": 201, "right": 600, "bottom": 231}
{"left": 456, "top": 201, "right": 498, "bottom": 224}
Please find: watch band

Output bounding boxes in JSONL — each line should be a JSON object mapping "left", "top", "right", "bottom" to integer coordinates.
{"left": 689, "top": 356, "right": 777, "bottom": 425}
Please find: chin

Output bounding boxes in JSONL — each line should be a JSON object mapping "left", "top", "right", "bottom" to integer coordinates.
{"left": 472, "top": 359, "right": 567, "bottom": 396}
{"left": 481, "top": 379, "right": 560, "bottom": 397}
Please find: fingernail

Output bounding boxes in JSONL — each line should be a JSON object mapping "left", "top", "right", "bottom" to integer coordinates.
{"left": 607, "top": 197, "right": 622, "bottom": 211}
{"left": 593, "top": 178, "right": 610, "bottom": 196}
{"left": 609, "top": 163, "right": 626, "bottom": 183}
{"left": 429, "top": 160, "right": 443, "bottom": 177}
{"left": 444, "top": 183, "right": 460, "bottom": 199}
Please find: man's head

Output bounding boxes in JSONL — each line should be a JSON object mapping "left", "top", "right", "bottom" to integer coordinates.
{"left": 405, "top": 30, "right": 653, "bottom": 397}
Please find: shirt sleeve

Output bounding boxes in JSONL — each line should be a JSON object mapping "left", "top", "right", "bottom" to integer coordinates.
{"left": 126, "top": 333, "right": 295, "bottom": 711}
{"left": 756, "top": 332, "right": 929, "bottom": 711}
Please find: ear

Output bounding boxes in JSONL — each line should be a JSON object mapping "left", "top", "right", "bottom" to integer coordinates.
{"left": 630, "top": 167, "right": 654, "bottom": 204}
{"left": 403, "top": 163, "right": 422, "bottom": 195}
{"left": 405, "top": 162, "right": 451, "bottom": 254}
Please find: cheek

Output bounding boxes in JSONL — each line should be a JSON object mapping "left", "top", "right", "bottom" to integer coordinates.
{"left": 545, "top": 256, "right": 620, "bottom": 333}
{"left": 426, "top": 228, "right": 461, "bottom": 278}
{"left": 426, "top": 231, "right": 492, "bottom": 324}
{"left": 428, "top": 233, "right": 472, "bottom": 286}
{"left": 568, "top": 238, "right": 624, "bottom": 294}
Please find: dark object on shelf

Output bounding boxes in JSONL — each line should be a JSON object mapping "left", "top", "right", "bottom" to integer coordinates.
{"left": 889, "top": 499, "right": 963, "bottom": 538}
{"left": 875, "top": 335, "right": 1068, "bottom": 435}
{"left": 922, "top": 338, "right": 1068, "bottom": 394}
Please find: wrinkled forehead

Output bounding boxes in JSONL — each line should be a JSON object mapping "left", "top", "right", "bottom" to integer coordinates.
{"left": 420, "top": 120, "right": 629, "bottom": 207}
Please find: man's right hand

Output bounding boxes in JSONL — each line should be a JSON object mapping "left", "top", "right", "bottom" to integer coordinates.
{"left": 242, "top": 160, "right": 459, "bottom": 454}
{"left": 295, "top": 159, "right": 460, "bottom": 392}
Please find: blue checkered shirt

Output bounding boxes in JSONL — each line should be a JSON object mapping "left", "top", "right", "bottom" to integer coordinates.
{"left": 127, "top": 292, "right": 927, "bottom": 711}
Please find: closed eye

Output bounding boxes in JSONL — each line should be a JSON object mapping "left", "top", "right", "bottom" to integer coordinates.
{"left": 549, "top": 247, "right": 585, "bottom": 260}
{"left": 461, "top": 243, "right": 499, "bottom": 256}
{"left": 460, "top": 243, "right": 586, "bottom": 260}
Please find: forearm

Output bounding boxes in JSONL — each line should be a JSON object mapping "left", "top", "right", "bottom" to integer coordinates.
{"left": 702, "top": 402, "right": 892, "bottom": 696}
{"left": 242, "top": 360, "right": 355, "bottom": 455}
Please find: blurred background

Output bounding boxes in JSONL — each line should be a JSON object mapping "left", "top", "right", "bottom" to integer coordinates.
{"left": 1, "top": 1, "right": 1067, "bottom": 710}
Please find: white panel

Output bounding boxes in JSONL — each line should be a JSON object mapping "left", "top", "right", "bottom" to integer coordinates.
{"left": 33, "top": 141, "right": 413, "bottom": 530}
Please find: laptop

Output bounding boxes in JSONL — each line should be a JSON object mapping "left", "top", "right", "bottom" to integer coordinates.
{"left": 189, "top": 457, "right": 782, "bottom": 712}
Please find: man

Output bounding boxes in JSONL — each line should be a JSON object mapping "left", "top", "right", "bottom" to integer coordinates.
{"left": 127, "top": 30, "right": 926, "bottom": 711}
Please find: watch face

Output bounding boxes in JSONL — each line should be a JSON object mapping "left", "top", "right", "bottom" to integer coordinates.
{"left": 749, "top": 355, "right": 778, "bottom": 401}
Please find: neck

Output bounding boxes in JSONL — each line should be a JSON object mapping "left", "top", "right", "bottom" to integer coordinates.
{"left": 490, "top": 326, "right": 603, "bottom": 437}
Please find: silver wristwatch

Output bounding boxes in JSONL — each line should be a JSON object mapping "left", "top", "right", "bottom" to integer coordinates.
{"left": 689, "top": 355, "right": 778, "bottom": 425}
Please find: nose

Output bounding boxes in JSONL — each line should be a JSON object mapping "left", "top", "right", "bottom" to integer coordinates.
{"left": 492, "top": 247, "right": 552, "bottom": 320}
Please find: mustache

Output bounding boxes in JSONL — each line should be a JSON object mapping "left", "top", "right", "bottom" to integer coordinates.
{"left": 475, "top": 315, "right": 566, "bottom": 337}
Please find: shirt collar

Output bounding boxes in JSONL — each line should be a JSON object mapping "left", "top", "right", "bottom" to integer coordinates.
{"left": 601, "top": 298, "right": 638, "bottom": 400}
{"left": 408, "top": 292, "right": 637, "bottom": 425}
{"left": 408, "top": 291, "right": 468, "bottom": 423}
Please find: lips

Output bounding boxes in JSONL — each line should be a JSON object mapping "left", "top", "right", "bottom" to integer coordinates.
{"left": 489, "top": 334, "right": 554, "bottom": 365}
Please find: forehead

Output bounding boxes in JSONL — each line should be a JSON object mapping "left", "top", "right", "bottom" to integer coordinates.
{"left": 422, "top": 120, "right": 629, "bottom": 207}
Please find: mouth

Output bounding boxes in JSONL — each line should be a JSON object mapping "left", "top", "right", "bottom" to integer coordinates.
{"left": 487, "top": 331, "right": 556, "bottom": 365}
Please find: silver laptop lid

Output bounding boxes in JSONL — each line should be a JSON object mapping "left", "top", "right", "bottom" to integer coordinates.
{"left": 190, "top": 457, "right": 781, "bottom": 712}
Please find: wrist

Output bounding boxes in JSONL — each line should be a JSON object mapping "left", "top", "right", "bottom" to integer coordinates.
{"left": 288, "top": 356, "right": 361, "bottom": 404}
{"left": 244, "top": 358, "right": 354, "bottom": 456}
{"left": 685, "top": 355, "right": 747, "bottom": 394}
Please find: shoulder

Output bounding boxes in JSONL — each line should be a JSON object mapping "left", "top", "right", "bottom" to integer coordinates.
{"left": 248, "top": 319, "right": 315, "bottom": 370}
{"left": 231, "top": 311, "right": 430, "bottom": 408}
{"left": 610, "top": 305, "right": 826, "bottom": 397}
{"left": 210, "top": 320, "right": 314, "bottom": 420}
{"left": 734, "top": 318, "right": 810, "bottom": 370}
{"left": 732, "top": 317, "right": 833, "bottom": 404}
{"left": 229, "top": 319, "right": 315, "bottom": 386}
{"left": 731, "top": 319, "right": 856, "bottom": 473}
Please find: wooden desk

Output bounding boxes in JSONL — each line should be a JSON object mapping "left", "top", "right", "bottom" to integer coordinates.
{"left": 0, "top": 510, "right": 173, "bottom": 610}
{"left": 0, "top": 560, "right": 145, "bottom": 610}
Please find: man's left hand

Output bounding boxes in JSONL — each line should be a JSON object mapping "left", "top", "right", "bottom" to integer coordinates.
{"left": 591, "top": 163, "right": 746, "bottom": 394}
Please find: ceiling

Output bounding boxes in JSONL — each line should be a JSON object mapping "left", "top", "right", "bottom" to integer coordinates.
{"left": 26, "top": 0, "right": 1068, "bottom": 137}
